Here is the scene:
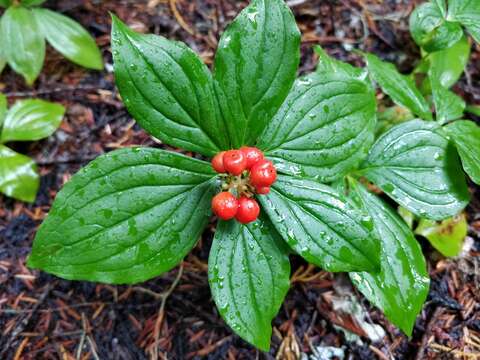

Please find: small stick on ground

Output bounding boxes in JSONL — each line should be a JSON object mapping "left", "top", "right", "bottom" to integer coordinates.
{"left": 75, "top": 313, "right": 87, "bottom": 360}
{"left": 169, "top": 0, "right": 195, "bottom": 35}
{"left": 149, "top": 265, "right": 184, "bottom": 359}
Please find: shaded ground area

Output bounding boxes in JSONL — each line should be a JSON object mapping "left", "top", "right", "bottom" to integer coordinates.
{"left": 0, "top": 0, "right": 479, "bottom": 358}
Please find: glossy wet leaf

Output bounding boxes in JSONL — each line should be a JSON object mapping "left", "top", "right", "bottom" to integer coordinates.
{"left": 34, "top": 9, "right": 103, "bottom": 70}
{"left": 213, "top": 0, "right": 300, "bottom": 148}
{"left": 0, "top": 6, "right": 45, "bottom": 85}
{"left": 28, "top": 148, "right": 217, "bottom": 284}
{"left": 208, "top": 217, "right": 290, "bottom": 351}
{"left": 360, "top": 120, "right": 470, "bottom": 220}
{"left": 365, "top": 53, "right": 432, "bottom": 120}
{"left": 0, "top": 145, "right": 39, "bottom": 203}
{"left": 409, "top": 1, "right": 463, "bottom": 52}
{"left": 259, "top": 175, "right": 380, "bottom": 272}
{"left": 448, "top": 0, "right": 480, "bottom": 43}
{"left": 445, "top": 120, "right": 480, "bottom": 184}
{"left": 347, "top": 179, "right": 430, "bottom": 336}
{"left": 0, "top": 99, "right": 65, "bottom": 143}
{"left": 314, "top": 45, "right": 366, "bottom": 80}
{"left": 257, "top": 72, "right": 376, "bottom": 182}
{"left": 434, "top": 0, "right": 447, "bottom": 15}
{"left": 415, "top": 214, "right": 467, "bottom": 257}
{"left": 428, "top": 36, "right": 470, "bottom": 88}
{"left": 111, "top": 15, "right": 227, "bottom": 156}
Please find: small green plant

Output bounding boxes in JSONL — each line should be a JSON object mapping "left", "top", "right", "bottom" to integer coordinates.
{"left": 410, "top": 0, "right": 479, "bottom": 53}
{"left": 0, "top": 94, "right": 65, "bottom": 202}
{"left": 395, "top": 0, "right": 480, "bottom": 256}
{"left": 0, "top": 0, "right": 103, "bottom": 85}
{"left": 27, "top": 0, "right": 480, "bottom": 351}
{"left": 409, "top": 0, "right": 479, "bottom": 124}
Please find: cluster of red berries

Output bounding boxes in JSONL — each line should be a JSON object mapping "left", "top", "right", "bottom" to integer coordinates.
{"left": 211, "top": 147, "right": 277, "bottom": 224}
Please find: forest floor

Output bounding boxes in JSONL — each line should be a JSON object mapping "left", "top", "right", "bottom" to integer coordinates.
{"left": 1, "top": 0, "right": 479, "bottom": 359}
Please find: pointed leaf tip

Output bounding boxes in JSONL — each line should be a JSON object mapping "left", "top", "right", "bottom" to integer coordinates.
{"left": 208, "top": 218, "right": 290, "bottom": 351}
{"left": 347, "top": 178, "right": 430, "bottom": 336}
{"left": 111, "top": 16, "right": 227, "bottom": 155}
{"left": 34, "top": 8, "right": 103, "bottom": 70}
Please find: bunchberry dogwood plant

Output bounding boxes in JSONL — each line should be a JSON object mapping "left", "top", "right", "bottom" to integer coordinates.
{"left": 0, "top": 94, "right": 64, "bottom": 202}
{"left": 0, "top": 0, "right": 102, "bottom": 85}
{"left": 28, "top": 0, "right": 480, "bottom": 350}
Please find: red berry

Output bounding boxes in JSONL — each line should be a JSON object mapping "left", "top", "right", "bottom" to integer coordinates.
{"left": 223, "top": 150, "right": 247, "bottom": 175}
{"left": 211, "top": 151, "right": 226, "bottom": 173}
{"left": 240, "top": 146, "right": 264, "bottom": 169}
{"left": 212, "top": 192, "right": 238, "bottom": 220}
{"left": 250, "top": 160, "right": 277, "bottom": 188}
{"left": 235, "top": 197, "right": 260, "bottom": 224}
{"left": 256, "top": 186, "right": 270, "bottom": 195}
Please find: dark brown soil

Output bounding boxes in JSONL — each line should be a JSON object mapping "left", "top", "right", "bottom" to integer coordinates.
{"left": 1, "top": 1, "right": 479, "bottom": 359}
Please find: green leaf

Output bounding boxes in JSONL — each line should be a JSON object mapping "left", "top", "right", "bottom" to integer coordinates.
{"left": 425, "top": 21, "right": 464, "bottom": 53}
{"left": 33, "top": 9, "right": 103, "bottom": 70}
{"left": 347, "top": 178, "right": 430, "bottom": 336}
{"left": 413, "top": 57, "right": 430, "bottom": 75}
{"left": 0, "top": 145, "right": 39, "bottom": 203}
{"left": 415, "top": 213, "right": 467, "bottom": 257}
{"left": 314, "top": 45, "right": 366, "bottom": 80}
{"left": 430, "top": 80, "right": 465, "bottom": 124}
{"left": 0, "top": 6, "right": 45, "bottom": 85}
{"left": 28, "top": 148, "right": 217, "bottom": 284}
{"left": 428, "top": 35, "right": 470, "bottom": 88}
{"left": 0, "top": 99, "right": 65, "bottom": 143}
{"left": 0, "top": 93, "right": 6, "bottom": 128}
{"left": 111, "top": 15, "right": 226, "bottom": 156}
{"left": 213, "top": 0, "right": 300, "bottom": 148}
{"left": 448, "top": 0, "right": 480, "bottom": 43}
{"left": 20, "top": 0, "right": 45, "bottom": 6}
{"left": 257, "top": 72, "right": 376, "bottom": 182}
{"left": 409, "top": 1, "right": 463, "bottom": 52}
{"left": 208, "top": 217, "right": 290, "bottom": 351}
{"left": 466, "top": 104, "right": 480, "bottom": 116}
{"left": 258, "top": 174, "right": 380, "bottom": 272}
{"left": 434, "top": 0, "right": 447, "bottom": 16}
{"left": 365, "top": 53, "right": 432, "bottom": 120}
{"left": 445, "top": 120, "right": 480, "bottom": 184}
{"left": 359, "top": 120, "right": 470, "bottom": 220}
{"left": 0, "top": 0, "right": 11, "bottom": 7}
